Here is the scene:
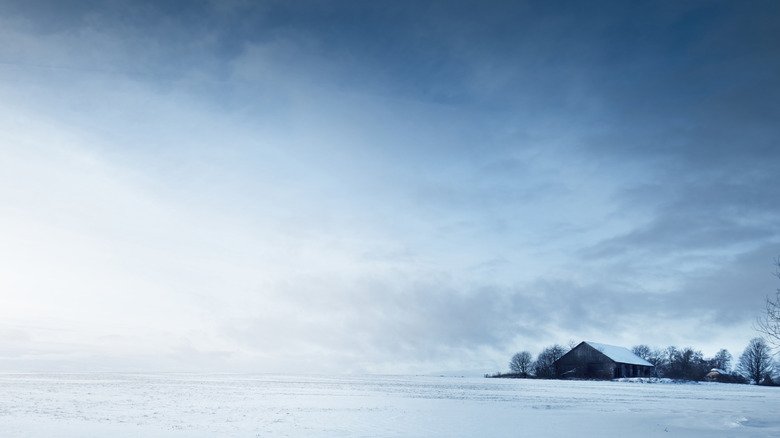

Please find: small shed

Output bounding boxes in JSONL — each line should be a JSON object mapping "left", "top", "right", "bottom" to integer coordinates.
{"left": 555, "top": 341, "right": 654, "bottom": 379}
{"left": 704, "top": 368, "right": 729, "bottom": 382}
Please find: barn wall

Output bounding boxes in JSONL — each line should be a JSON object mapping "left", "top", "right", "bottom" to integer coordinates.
{"left": 556, "top": 343, "right": 615, "bottom": 379}
{"left": 614, "top": 363, "right": 653, "bottom": 378}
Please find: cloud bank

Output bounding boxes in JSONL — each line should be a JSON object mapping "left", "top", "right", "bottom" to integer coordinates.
{"left": 1, "top": 0, "right": 779, "bottom": 374}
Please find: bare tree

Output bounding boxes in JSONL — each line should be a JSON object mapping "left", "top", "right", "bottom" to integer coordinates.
{"left": 509, "top": 351, "right": 533, "bottom": 377}
{"left": 534, "top": 344, "right": 567, "bottom": 378}
{"left": 631, "top": 345, "right": 663, "bottom": 377}
{"left": 756, "top": 256, "right": 780, "bottom": 349}
{"left": 654, "top": 346, "right": 678, "bottom": 378}
{"left": 738, "top": 338, "right": 774, "bottom": 385}
{"left": 675, "top": 347, "right": 707, "bottom": 380}
{"left": 648, "top": 348, "right": 667, "bottom": 374}
{"left": 711, "top": 349, "right": 732, "bottom": 372}
{"left": 632, "top": 345, "right": 651, "bottom": 360}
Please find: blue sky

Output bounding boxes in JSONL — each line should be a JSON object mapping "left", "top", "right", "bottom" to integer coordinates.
{"left": 1, "top": 0, "right": 779, "bottom": 374}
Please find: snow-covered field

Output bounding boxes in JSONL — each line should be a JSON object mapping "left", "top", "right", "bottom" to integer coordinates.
{"left": 1, "top": 373, "right": 778, "bottom": 437}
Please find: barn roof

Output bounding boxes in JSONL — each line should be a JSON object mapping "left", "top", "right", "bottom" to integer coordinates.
{"left": 585, "top": 342, "right": 654, "bottom": 367}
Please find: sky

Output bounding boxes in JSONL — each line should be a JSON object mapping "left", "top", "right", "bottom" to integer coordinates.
{"left": 1, "top": 0, "right": 779, "bottom": 375}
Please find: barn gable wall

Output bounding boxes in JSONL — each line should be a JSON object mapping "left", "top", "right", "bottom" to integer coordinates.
{"left": 556, "top": 343, "right": 615, "bottom": 379}
{"left": 555, "top": 342, "right": 654, "bottom": 379}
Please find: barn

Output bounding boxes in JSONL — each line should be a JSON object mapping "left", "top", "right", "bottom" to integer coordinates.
{"left": 555, "top": 341, "right": 654, "bottom": 379}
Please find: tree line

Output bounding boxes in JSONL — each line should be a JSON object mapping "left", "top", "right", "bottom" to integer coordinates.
{"left": 490, "top": 338, "right": 777, "bottom": 385}
{"left": 628, "top": 340, "right": 776, "bottom": 384}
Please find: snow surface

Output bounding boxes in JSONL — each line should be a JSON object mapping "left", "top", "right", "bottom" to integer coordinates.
{"left": 1, "top": 373, "right": 778, "bottom": 437}
{"left": 586, "top": 341, "right": 654, "bottom": 366}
